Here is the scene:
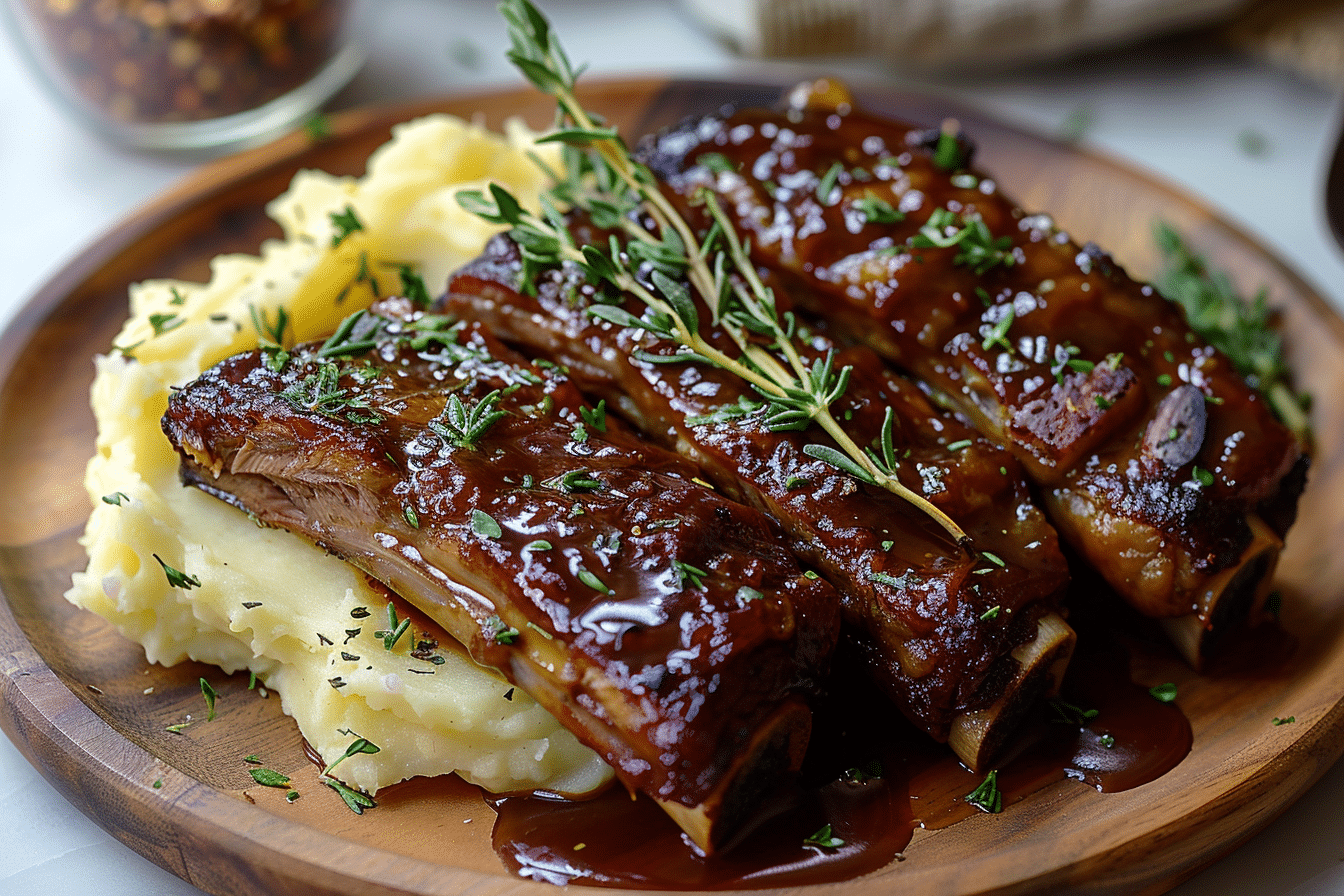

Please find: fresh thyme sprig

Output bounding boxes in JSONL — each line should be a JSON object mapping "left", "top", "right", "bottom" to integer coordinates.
{"left": 464, "top": 0, "right": 970, "bottom": 549}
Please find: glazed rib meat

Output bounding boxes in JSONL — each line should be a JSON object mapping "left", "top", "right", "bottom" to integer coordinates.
{"left": 641, "top": 85, "right": 1308, "bottom": 664}
{"left": 162, "top": 299, "right": 841, "bottom": 853}
{"left": 446, "top": 233, "right": 1073, "bottom": 771}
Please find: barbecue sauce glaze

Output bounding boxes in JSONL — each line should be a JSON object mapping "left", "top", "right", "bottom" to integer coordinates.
{"left": 487, "top": 607, "right": 1203, "bottom": 889}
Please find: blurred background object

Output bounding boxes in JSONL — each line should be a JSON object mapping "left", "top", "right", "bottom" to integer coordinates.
{"left": 1226, "top": 0, "right": 1344, "bottom": 87}
{"left": 681, "top": 0, "right": 1344, "bottom": 86}
{"left": 2, "top": 0, "right": 364, "bottom": 152}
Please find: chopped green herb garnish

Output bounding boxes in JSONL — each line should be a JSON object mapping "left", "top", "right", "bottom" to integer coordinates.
{"left": 323, "top": 778, "right": 376, "bottom": 814}
{"left": 979, "top": 605, "right": 1001, "bottom": 621}
{"left": 153, "top": 554, "right": 200, "bottom": 590}
{"left": 1272, "top": 716, "right": 1295, "bottom": 725}
{"left": 580, "top": 400, "right": 607, "bottom": 432}
{"left": 524, "top": 539, "right": 553, "bottom": 551}
{"left": 1154, "top": 223, "right": 1307, "bottom": 436}
{"left": 244, "top": 755, "right": 262, "bottom": 764}
{"left": 947, "top": 439, "right": 973, "bottom": 452}
{"left": 1149, "top": 682, "right": 1178, "bottom": 703}
{"left": 913, "top": 207, "right": 1015, "bottom": 276}
{"left": 697, "top": 152, "right": 737, "bottom": 175}
{"left": 487, "top": 614, "right": 520, "bottom": 645}
{"left": 543, "top": 469, "right": 603, "bottom": 493}
{"left": 248, "top": 768, "right": 291, "bottom": 788}
{"left": 932, "top": 128, "right": 965, "bottom": 171}
{"left": 429, "top": 390, "right": 508, "bottom": 449}
{"left": 471, "top": 509, "right": 503, "bottom": 539}
{"left": 279, "top": 360, "right": 378, "bottom": 421}
{"left": 329, "top": 205, "right": 364, "bottom": 247}
{"left": 403, "top": 506, "right": 420, "bottom": 529}
{"left": 1191, "top": 466, "right": 1215, "bottom": 488}
{"left": 101, "top": 491, "right": 129, "bottom": 506}
{"left": 577, "top": 568, "right": 611, "bottom": 594}
{"left": 325, "top": 734, "right": 381, "bottom": 775}
{"left": 685, "top": 394, "right": 764, "bottom": 428}
{"left": 869, "top": 570, "right": 906, "bottom": 588}
{"left": 981, "top": 551, "right": 1006, "bottom": 568}
{"left": 148, "top": 312, "right": 184, "bottom": 336}
{"left": 374, "top": 603, "right": 411, "bottom": 651}
{"left": 981, "top": 305, "right": 1015, "bottom": 353}
{"left": 737, "top": 586, "right": 763, "bottom": 603}
{"left": 199, "top": 677, "right": 218, "bottom": 721}
{"left": 852, "top": 194, "right": 905, "bottom": 224}
{"left": 395, "top": 263, "right": 431, "bottom": 307}
{"left": 816, "top": 161, "right": 844, "bottom": 204}
{"left": 803, "top": 823, "right": 845, "bottom": 849}
{"left": 671, "top": 560, "right": 709, "bottom": 591}
{"left": 286, "top": 790, "right": 300, "bottom": 802}
{"left": 302, "top": 112, "right": 331, "bottom": 141}
{"left": 965, "top": 770, "right": 1003, "bottom": 813}
{"left": 1098, "top": 733, "right": 1116, "bottom": 748}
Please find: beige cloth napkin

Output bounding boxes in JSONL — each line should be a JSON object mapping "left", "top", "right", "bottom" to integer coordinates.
{"left": 680, "top": 0, "right": 1252, "bottom": 69}
{"left": 1226, "top": 0, "right": 1344, "bottom": 86}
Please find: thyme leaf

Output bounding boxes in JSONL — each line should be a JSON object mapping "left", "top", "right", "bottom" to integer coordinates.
{"left": 199, "top": 677, "right": 218, "bottom": 721}
{"left": 153, "top": 554, "right": 200, "bottom": 590}
{"left": 803, "top": 823, "right": 845, "bottom": 849}
{"left": 965, "top": 770, "right": 1003, "bottom": 813}
{"left": 429, "top": 390, "right": 508, "bottom": 449}
{"left": 467, "top": 0, "right": 971, "bottom": 552}
{"left": 248, "top": 768, "right": 291, "bottom": 788}
{"left": 329, "top": 205, "right": 364, "bottom": 247}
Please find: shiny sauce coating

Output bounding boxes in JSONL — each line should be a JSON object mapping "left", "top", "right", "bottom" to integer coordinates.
{"left": 643, "top": 102, "right": 1306, "bottom": 618}
{"left": 163, "top": 300, "right": 840, "bottom": 824}
{"left": 488, "top": 606, "right": 1199, "bottom": 889}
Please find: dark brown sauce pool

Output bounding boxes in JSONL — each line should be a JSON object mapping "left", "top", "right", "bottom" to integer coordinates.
{"left": 485, "top": 600, "right": 1235, "bottom": 889}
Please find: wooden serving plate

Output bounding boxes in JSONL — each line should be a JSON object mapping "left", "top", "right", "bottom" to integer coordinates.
{"left": 1, "top": 78, "right": 1343, "bottom": 896}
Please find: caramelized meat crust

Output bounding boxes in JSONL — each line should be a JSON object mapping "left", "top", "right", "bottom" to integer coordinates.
{"left": 447, "top": 234, "right": 1071, "bottom": 746}
{"left": 162, "top": 300, "right": 840, "bottom": 851}
{"left": 641, "top": 98, "right": 1307, "bottom": 621}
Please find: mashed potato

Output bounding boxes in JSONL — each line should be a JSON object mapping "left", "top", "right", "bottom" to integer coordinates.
{"left": 65, "top": 115, "right": 613, "bottom": 798}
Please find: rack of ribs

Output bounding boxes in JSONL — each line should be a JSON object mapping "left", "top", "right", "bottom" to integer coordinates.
{"left": 446, "top": 230, "right": 1073, "bottom": 772}
{"left": 640, "top": 82, "right": 1308, "bottom": 666}
{"left": 162, "top": 298, "right": 841, "bottom": 853}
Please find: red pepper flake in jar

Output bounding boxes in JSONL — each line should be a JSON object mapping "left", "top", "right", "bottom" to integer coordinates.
{"left": 16, "top": 0, "right": 354, "bottom": 126}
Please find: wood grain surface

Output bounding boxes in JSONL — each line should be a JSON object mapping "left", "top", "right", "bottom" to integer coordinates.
{"left": 1, "top": 77, "right": 1343, "bottom": 896}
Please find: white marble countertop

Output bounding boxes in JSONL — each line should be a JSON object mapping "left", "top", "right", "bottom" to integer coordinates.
{"left": 2, "top": 1, "right": 1343, "bottom": 893}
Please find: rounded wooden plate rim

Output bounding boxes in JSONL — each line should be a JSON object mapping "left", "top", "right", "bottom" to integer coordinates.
{"left": 0, "top": 75, "right": 1341, "bottom": 896}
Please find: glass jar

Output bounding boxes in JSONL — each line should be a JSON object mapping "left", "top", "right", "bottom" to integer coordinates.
{"left": 4, "top": 0, "right": 364, "bottom": 152}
